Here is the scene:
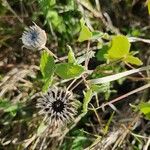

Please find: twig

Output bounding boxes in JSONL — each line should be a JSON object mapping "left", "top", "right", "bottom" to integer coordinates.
{"left": 128, "top": 37, "right": 150, "bottom": 44}
{"left": 143, "top": 137, "right": 150, "bottom": 150}
{"left": 2, "top": 0, "right": 23, "bottom": 23}
{"left": 76, "top": 0, "right": 120, "bottom": 34}
{"left": 94, "top": 83, "right": 150, "bottom": 110}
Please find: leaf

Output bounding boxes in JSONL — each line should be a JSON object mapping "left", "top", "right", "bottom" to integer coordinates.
{"left": 82, "top": 89, "right": 93, "bottom": 113}
{"left": 55, "top": 63, "right": 84, "bottom": 79}
{"left": 139, "top": 102, "right": 150, "bottom": 114}
{"left": 91, "top": 83, "right": 114, "bottom": 100}
{"left": 106, "top": 35, "right": 130, "bottom": 60}
{"left": 0, "top": 99, "right": 21, "bottom": 117}
{"left": 71, "top": 136, "right": 87, "bottom": 150}
{"left": 103, "top": 111, "right": 115, "bottom": 134}
{"left": 40, "top": 51, "right": 55, "bottom": 91}
{"left": 37, "top": 122, "right": 47, "bottom": 136}
{"left": 78, "top": 18, "right": 92, "bottom": 42}
{"left": 68, "top": 45, "right": 76, "bottom": 64}
{"left": 40, "top": 51, "right": 55, "bottom": 79}
{"left": 96, "top": 45, "right": 109, "bottom": 61}
{"left": 91, "top": 31, "right": 104, "bottom": 40}
{"left": 42, "top": 77, "right": 53, "bottom": 92}
{"left": 62, "top": 129, "right": 91, "bottom": 150}
{"left": 147, "top": 0, "right": 150, "bottom": 15}
{"left": 124, "top": 55, "right": 143, "bottom": 66}
{"left": 139, "top": 102, "right": 150, "bottom": 120}
{"left": 91, "top": 83, "right": 110, "bottom": 93}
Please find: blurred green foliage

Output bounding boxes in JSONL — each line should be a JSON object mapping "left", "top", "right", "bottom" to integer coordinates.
{"left": 38, "top": 0, "right": 81, "bottom": 49}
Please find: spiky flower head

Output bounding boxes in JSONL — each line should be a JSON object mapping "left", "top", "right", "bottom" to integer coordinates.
{"left": 21, "top": 23, "right": 47, "bottom": 50}
{"left": 36, "top": 87, "right": 77, "bottom": 126}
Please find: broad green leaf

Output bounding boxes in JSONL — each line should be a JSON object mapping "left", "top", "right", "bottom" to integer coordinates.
{"left": 147, "top": 0, "right": 150, "bottom": 15}
{"left": 68, "top": 45, "right": 76, "bottom": 64}
{"left": 107, "top": 35, "right": 130, "bottom": 60}
{"left": 82, "top": 89, "right": 93, "bottom": 112}
{"left": 40, "top": 51, "right": 55, "bottom": 79}
{"left": 37, "top": 122, "right": 47, "bottom": 136}
{"left": 139, "top": 102, "right": 150, "bottom": 114}
{"left": 55, "top": 63, "right": 84, "bottom": 79}
{"left": 139, "top": 102, "right": 150, "bottom": 120}
{"left": 124, "top": 55, "right": 143, "bottom": 66}
{"left": 78, "top": 18, "right": 92, "bottom": 42}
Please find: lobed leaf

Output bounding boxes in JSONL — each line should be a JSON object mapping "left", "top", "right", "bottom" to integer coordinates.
{"left": 106, "top": 35, "right": 130, "bottom": 60}
{"left": 55, "top": 63, "right": 84, "bottom": 79}
{"left": 124, "top": 55, "right": 143, "bottom": 66}
{"left": 78, "top": 18, "right": 92, "bottom": 42}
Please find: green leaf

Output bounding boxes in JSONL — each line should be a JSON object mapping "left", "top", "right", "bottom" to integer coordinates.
{"left": 71, "top": 136, "right": 88, "bottom": 150}
{"left": 68, "top": 45, "right": 76, "bottom": 64}
{"left": 106, "top": 35, "right": 130, "bottom": 60}
{"left": 40, "top": 51, "right": 55, "bottom": 91}
{"left": 139, "top": 102, "right": 150, "bottom": 114}
{"left": 82, "top": 89, "right": 93, "bottom": 113}
{"left": 91, "top": 31, "right": 104, "bottom": 40}
{"left": 62, "top": 129, "right": 91, "bottom": 150}
{"left": 40, "top": 51, "right": 55, "bottom": 79}
{"left": 91, "top": 83, "right": 110, "bottom": 93}
{"left": 78, "top": 18, "right": 92, "bottom": 42}
{"left": 96, "top": 45, "right": 109, "bottom": 61}
{"left": 55, "top": 63, "right": 84, "bottom": 79}
{"left": 42, "top": 77, "right": 53, "bottom": 92}
{"left": 147, "top": 0, "right": 150, "bottom": 15}
{"left": 0, "top": 99, "right": 21, "bottom": 117}
{"left": 124, "top": 55, "right": 143, "bottom": 66}
{"left": 103, "top": 111, "right": 115, "bottom": 134}
{"left": 139, "top": 102, "right": 150, "bottom": 120}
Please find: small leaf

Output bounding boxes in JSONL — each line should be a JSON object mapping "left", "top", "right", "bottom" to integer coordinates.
{"left": 107, "top": 35, "right": 130, "bottom": 60}
{"left": 78, "top": 18, "right": 92, "bottom": 42}
{"left": 37, "top": 122, "right": 47, "bottom": 136}
{"left": 124, "top": 55, "right": 143, "bottom": 66}
{"left": 68, "top": 45, "right": 76, "bottom": 64}
{"left": 91, "top": 83, "right": 110, "bottom": 93}
{"left": 40, "top": 51, "right": 55, "bottom": 90}
{"left": 40, "top": 51, "right": 55, "bottom": 79}
{"left": 42, "top": 77, "right": 53, "bottom": 92}
{"left": 139, "top": 102, "right": 150, "bottom": 114}
{"left": 91, "top": 31, "right": 104, "bottom": 40}
{"left": 139, "top": 102, "right": 150, "bottom": 120}
{"left": 0, "top": 99, "right": 21, "bottom": 117}
{"left": 83, "top": 89, "right": 93, "bottom": 113}
{"left": 96, "top": 45, "right": 109, "bottom": 61}
{"left": 55, "top": 63, "right": 84, "bottom": 79}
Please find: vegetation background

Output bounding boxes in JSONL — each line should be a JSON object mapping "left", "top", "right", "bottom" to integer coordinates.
{"left": 0, "top": 0, "right": 150, "bottom": 150}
